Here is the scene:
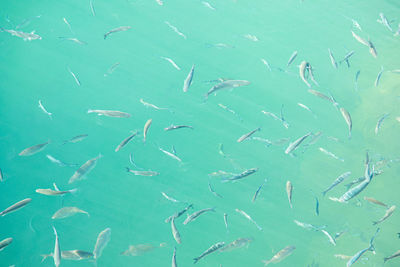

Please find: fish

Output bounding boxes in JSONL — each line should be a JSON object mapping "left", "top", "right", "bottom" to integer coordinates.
{"left": 262, "top": 245, "right": 296, "bottom": 266}
{"left": 221, "top": 168, "right": 258, "bottom": 182}
{"left": 237, "top": 127, "right": 261, "bottom": 143}
{"left": 202, "top": 1, "right": 216, "bottom": 10}
{"left": 121, "top": 244, "right": 155, "bottom": 256}
{"left": 205, "top": 80, "right": 250, "bottom": 100}
{"left": 36, "top": 187, "right": 77, "bottom": 196}
{"left": 286, "top": 181, "right": 293, "bottom": 208}
{"left": 307, "top": 64, "right": 318, "bottom": 86}
{"left": 103, "top": 62, "right": 120, "bottom": 76}
{"left": 171, "top": 217, "right": 181, "bottom": 244}
{"left": 165, "top": 204, "right": 193, "bottom": 223}
{"left": 299, "top": 61, "right": 311, "bottom": 87}
{"left": 261, "top": 108, "right": 289, "bottom": 129}
{"left": 103, "top": 26, "right": 131, "bottom": 39}
{"left": 90, "top": 0, "right": 96, "bottom": 16}
{"left": 351, "top": 31, "right": 369, "bottom": 46}
{"left": 126, "top": 167, "right": 159, "bottom": 176}
{"left": 347, "top": 228, "right": 380, "bottom": 267}
{"left": 395, "top": 24, "right": 400, "bottom": 36}
{"left": 223, "top": 213, "right": 228, "bottom": 232}
{"left": 315, "top": 196, "right": 319, "bottom": 216}
{"left": 41, "top": 250, "right": 93, "bottom": 261}
{"left": 172, "top": 247, "right": 177, "bottom": 267}
{"left": 87, "top": 109, "right": 130, "bottom": 118}
{"left": 251, "top": 137, "right": 272, "bottom": 147}
{"left": 115, "top": 131, "right": 138, "bottom": 152}
{"left": 363, "top": 197, "right": 387, "bottom": 207}
{"left": 58, "top": 37, "right": 87, "bottom": 45}
{"left": 328, "top": 49, "right": 338, "bottom": 69}
{"left": 183, "top": 208, "right": 215, "bottom": 225}
{"left": 375, "top": 66, "right": 384, "bottom": 87}
{"left": 319, "top": 147, "right": 344, "bottom": 162}
{"left": 354, "top": 70, "right": 361, "bottom": 90}
{"left": 159, "top": 147, "right": 182, "bottom": 162}
{"left": 67, "top": 67, "right": 81, "bottom": 86}
{"left": 63, "top": 17, "right": 74, "bottom": 34}
{"left": 0, "top": 238, "right": 12, "bottom": 251}
{"left": 93, "top": 228, "right": 111, "bottom": 260}
{"left": 340, "top": 51, "right": 355, "bottom": 68}
{"left": 322, "top": 171, "right": 351, "bottom": 196}
{"left": 334, "top": 230, "right": 347, "bottom": 240}
{"left": 140, "top": 99, "right": 168, "bottom": 110}
{"left": 335, "top": 254, "right": 352, "bottom": 260}
{"left": 285, "top": 132, "right": 311, "bottom": 155}
{"left": 53, "top": 226, "right": 61, "bottom": 267}
{"left": 293, "top": 220, "right": 325, "bottom": 231}
{"left": 375, "top": 113, "right": 389, "bottom": 135}
{"left": 261, "top": 58, "right": 272, "bottom": 71}
{"left": 38, "top": 100, "right": 52, "bottom": 119}
{"left": 321, "top": 229, "right": 336, "bottom": 246}
{"left": 156, "top": 0, "right": 163, "bottom": 5}
{"left": 46, "top": 154, "right": 78, "bottom": 168}
{"left": 143, "top": 119, "right": 152, "bottom": 143}
{"left": 208, "top": 182, "right": 223, "bottom": 198}
{"left": 297, "top": 103, "right": 316, "bottom": 118}
{"left": 161, "top": 192, "right": 180, "bottom": 203}
{"left": 220, "top": 238, "right": 253, "bottom": 252}
{"left": 183, "top": 64, "right": 195, "bottom": 92}
{"left": 339, "top": 107, "right": 352, "bottom": 139}
{"left": 0, "top": 27, "right": 42, "bottom": 41}
{"left": 368, "top": 39, "right": 377, "bottom": 58}
{"left": 193, "top": 242, "right": 225, "bottom": 264}
{"left": 308, "top": 89, "right": 336, "bottom": 105}
{"left": 161, "top": 57, "right": 181, "bottom": 70}
{"left": 62, "top": 134, "right": 88, "bottom": 145}
{"left": 0, "top": 168, "right": 3, "bottom": 182}
{"left": 287, "top": 51, "right": 298, "bottom": 67}
{"left": 52, "top": 207, "right": 89, "bottom": 219}
{"left": 69, "top": 154, "right": 102, "bottom": 184}
{"left": 165, "top": 21, "right": 186, "bottom": 39}
{"left": 384, "top": 249, "right": 400, "bottom": 263}
{"left": 373, "top": 205, "right": 396, "bottom": 225}
{"left": 164, "top": 125, "right": 193, "bottom": 131}
{"left": 244, "top": 34, "right": 258, "bottom": 41}
{"left": 235, "top": 208, "right": 262, "bottom": 231}
{"left": 0, "top": 198, "right": 31, "bottom": 216}
{"left": 15, "top": 15, "right": 42, "bottom": 29}
{"left": 377, "top": 13, "right": 393, "bottom": 32}
{"left": 252, "top": 178, "right": 267, "bottom": 202}
{"left": 19, "top": 141, "right": 50, "bottom": 156}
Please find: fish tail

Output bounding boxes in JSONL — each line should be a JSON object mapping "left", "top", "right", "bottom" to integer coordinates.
{"left": 125, "top": 167, "right": 131, "bottom": 172}
{"left": 262, "top": 259, "right": 271, "bottom": 266}
{"left": 103, "top": 34, "right": 107, "bottom": 40}
{"left": 193, "top": 257, "right": 200, "bottom": 264}
{"left": 322, "top": 190, "right": 327, "bottom": 197}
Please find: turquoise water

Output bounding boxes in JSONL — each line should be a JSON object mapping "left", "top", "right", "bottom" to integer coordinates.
{"left": 1, "top": 0, "right": 400, "bottom": 266}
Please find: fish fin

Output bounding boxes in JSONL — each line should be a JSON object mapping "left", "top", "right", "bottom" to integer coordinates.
{"left": 40, "top": 254, "right": 51, "bottom": 262}
{"left": 125, "top": 167, "right": 131, "bottom": 172}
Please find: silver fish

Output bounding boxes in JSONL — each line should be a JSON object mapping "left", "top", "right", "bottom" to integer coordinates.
{"left": 322, "top": 171, "right": 351, "bottom": 196}
{"left": 103, "top": 62, "right": 120, "bottom": 76}
{"left": 126, "top": 167, "right": 159, "bottom": 176}
{"left": 38, "top": 100, "right": 52, "bottom": 119}
{"left": 0, "top": 168, "right": 3, "bottom": 182}
{"left": 36, "top": 187, "right": 77, "bottom": 196}
{"left": 115, "top": 131, "right": 138, "bottom": 152}
{"left": 143, "top": 119, "right": 152, "bottom": 143}
{"left": 237, "top": 127, "right": 261, "bottom": 143}
{"left": 368, "top": 39, "right": 377, "bottom": 58}
{"left": 205, "top": 80, "right": 250, "bottom": 100}
{"left": 69, "top": 154, "right": 102, "bottom": 184}
{"left": 351, "top": 31, "right": 369, "bottom": 46}
{"left": 53, "top": 226, "right": 61, "bottom": 267}
{"left": 221, "top": 168, "right": 258, "bottom": 182}
{"left": 340, "top": 51, "right": 355, "bottom": 68}
{"left": 285, "top": 133, "right": 311, "bottom": 155}
{"left": 62, "top": 134, "right": 88, "bottom": 145}
{"left": 164, "top": 125, "right": 193, "bottom": 131}
{"left": 299, "top": 61, "right": 311, "bottom": 87}
{"left": 287, "top": 51, "right": 298, "bottom": 67}
{"left": 161, "top": 56, "right": 181, "bottom": 70}
{"left": 172, "top": 247, "right": 177, "bottom": 267}
{"left": 262, "top": 245, "right": 295, "bottom": 266}
{"left": 347, "top": 228, "right": 379, "bottom": 267}
{"left": 261, "top": 58, "right": 272, "bottom": 71}
{"left": 286, "top": 181, "right": 293, "bottom": 208}
{"left": 171, "top": 217, "right": 181, "bottom": 244}
{"left": 384, "top": 249, "right": 400, "bottom": 263}
{"left": 90, "top": 0, "right": 96, "bottom": 16}
{"left": 328, "top": 49, "right": 338, "bottom": 69}
{"left": 183, "top": 64, "right": 195, "bottom": 92}
{"left": 140, "top": 99, "right": 168, "bottom": 110}
{"left": 0, "top": 238, "right": 12, "bottom": 251}
{"left": 19, "top": 141, "right": 50, "bottom": 156}
{"left": 252, "top": 178, "right": 267, "bottom": 202}
{"left": 321, "top": 229, "right": 336, "bottom": 246}
{"left": 165, "top": 21, "right": 186, "bottom": 39}
{"left": 208, "top": 181, "right": 223, "bottom": 198}
{"left": 340, "top": 107, "right": 352, "bottom": 139}
{"left": 87, "top": 109, "right": 130, "bottom": 118}
{"left": 223, "top": 213, "right": 228, "bottom": 232}
{"left": 235, "top": 208, "right": 262, "bottom": 231}
{"left": 293, "top": 220, "right": 325, "bottom": 231}
{"left": 41, "top": 250, "right": 93, "bottom": 262}
{"left": 159, "top": 147, "right": 182, "bottom": 162}
{"left": 165, "top": 204, "right": 193, "bottom": 223}
{"left": 161, "top": 192, "right": 180, "bottom": 203}
{"left": 375, "top": 66, "right": 384, "bottom": 87}
{"left": 183, "top": 208, "right": 215, "bottom": 225}
{"left": 52, "top": 207, "right": 89, "bottom": 219}
{"left": 364, "top": 196, "right": 387, "bottom": 207}
{"left": 319, "top": 147, "right": 344, "bottom": 162}
{"left": 220, "top": 238, "right": 253, "bottom": 252}
{"left": 375, "top": 113, "right": 389, "bottom": 135}
{"left": 93, "top": 228, "right": 111, "bottom": 260}
{"left": 46, "top": 154, "right": 78, "bottom": 168}
{"left": 373, "top": 205, "right": 396, "bottom": 225}
{"left": 377, "top": 13, "right": 392, "bottom": 32}
{"left": 104, "top": 26, "right": 131, "bottom": 39}
{"left": 0, "top": 198, "right": 31, "bottom": 216}
{"left": 67, "top": 67, "right": 81, "bottom": 86}
{"left": 193, "top": 242, "right": 225, "bottom": 264}
{"left": 1, "top": 27, "right": 42, "bottom": 41}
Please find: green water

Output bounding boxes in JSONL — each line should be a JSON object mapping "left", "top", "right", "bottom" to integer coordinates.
{"left": 1, "top": 0, "right": 400, "bottom": 266}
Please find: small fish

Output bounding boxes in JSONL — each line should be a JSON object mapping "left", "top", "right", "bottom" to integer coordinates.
{"left": 67, "top": 67, "right": 81, "bottom": 86}
{"left": 15, "top": 15, "right": 42, "bottom": 29}
{"left": 308, "top": 89, "right": 336, "bottom": 105}
{"left": 0, "top": 168, "right": 3, "bottom": 182}
{"left": 287, "top": 51, "right": 298, "bottom": 67}
{"left": 244, "top": 34, "right": 258, "bottom": 41}
{"left": 223, "top": 213, "right": 228, "bottom": 232}
{"left": 161, "top": 57, "right": 181, "bottom": 70}
{"left": 322, "top": 171, "right": 351, "bottom": 196}
{"left": 218, "top": 103, "right": 243, "bottom": 121}
{"left": 88, "top": 109, "right": 130, "bottom": 118}
{"left": 368, "top": 39, "right": 378, "bottom": 58}
{"left": 160, "top": 147, "right": 182, "bottom": 162}
{"left": 293, "top": 220, "right": 325, "bottom": 231}
{"left": 205, "top": 80, "right": 250, "bottom": 100}
{"left": 262, "top": 245, "right": 295, "bottom": 266}
{"left": 319, "top": 147, "right": 344, "bottom": 162}
{"left": 285, "top": 133, "right": 311, "bottom": 155}
{"left": 46, "top": 154, "right": 78, "bottom": 168}
{"left": 165, "top": 21, "right": 186, "bottom": 39}
{"left": 220, "top": 238, "right": 253, "bottom": 252}
{"left": 335, "top": 254, "right": 352, "bottom": 260}
{"left": 340, "top": 107, "right": 352, "bottom": 139}
{"left": 340, "top": 51, "right": 355, "bottom": 68}
{"left": 165, "top": 204, "right": 193, "bottom": 223}
{"left": 0, "top": 238, "right": 13, "bottom": 251}
{"left": 375, "top": 66, "right": 384, "bottom": 87}
{"left": 208, "top": 182, "right": 223, "bottom": 198}
{"left": 52, "top": 207, "right": 89, "bottom": 219}
{"left": 53, "top": 226, "right": 61, "bottom": 267}
{"left": 172, "top": 247, "right": 177, "bottom": 267}
{"left": 351, "top": 31, "right": 369, "bottom": 46}
{"left": 36, "top": 186, "right": 77, "bottom": 196}
{"left": 62, "top": 134, "right": 88, "bottom": 145}
{"left": 297, "top": 103, "right": 316, "bottom": 118}
{"left": 354, "top": 70, "right": 361, "bottom": 90}
{"left": 364, "top": 197, "right": 387, "bottom": 207}
{"left": 90, "top": 0, "right": 96, "bottom": 16}
{"left": 252, "top": 179, "right": 267, "bottom": 202}
{"left": 183, "top": 208, "right": 215, "bottom": 225}
{"left": 377, "top": 13, "right": 393, "bottom": 32}
{"left": 328, "top": 49, "right": 338, "bottom": 69}
{"left": 315, "top": 196, "right": 319, "bottom": 216}
{"left": 171, "top": 217, "right": 181, "bottom": 244}
{"left": 156, "top": 0, "right": 163, "bottom": 5}
{"left": 334, "top": 230, "right": 347, "bottom": 240}
{"left": 262, "top": 108, "right": 289, "bottom": 129}
{"left": 69, "top": 154, "right": 102, "bottom": 184}
{"left": 321, "top": 229, "right": 336, "bottom": 246}
{"left": 193, "top": 242, "right": 225, "bottom": 264}
{"left": 299, "top": 61, "right": 311, "bottom": 87}
{"left": 104, "top": 26, "right": 131, "bottom": 39}
{"left": 19, "top": 141, "right": 50, "bottom": 156}
{"left": 0, "top": 198, "right": 31, "bottom": 216}
{"left": 347, "top": 228, "right": 380, "bottom": 267}
{"left": 202, "top": 1, "right": 216, "bottom": 10}
{"left": 121, "top": 244, "right": 156, "bottom": 256}
{"left": 143, "top": 119, "right": 152, "bottom": 143}
{"left": 384, "top": 249, "right": 400, "bottom": 263}
{"left": 1, "top": 27, "right": 42, "bottom": 41}
{"left": 38, "top": 100, "right": 52, "bottom": 119}
{"left": 63, "top": 17, "right": 74, "bottom": 34}
{"left": 307, "top": 64, "right": 318, "bottom": 86}
{"left": 41, "top": 250, "right": 93, "bottom": 262}
{"left": 140, "top": 99, "right": 168, "bottom": 110}
{"left": 126, "top": 167, "right": 159, "bottom": 176}
{"left": 183, "top": 64, "right": 195, "bottom": 92}
{"left": 373, "top": 205, "right": 396, "bottom": 225}
{"left": 251, "top": 137, "right": 272, "bottom": 147}
{"left": 375, "top": 113, "right": 389, "bottom": 135}
{"left": 286, "top": 181, "right": 293, "bottom": 208}
{"left": 115, "top": 131, "right": 138, "bottom": 152}
{"left": 93, "top": 228, "right": 111, "bottom": 260}
{"left": 235, "top": 208, "right": 262, "bottom": 231}
{"left": 164, "top": 125, "right": 193, "bottom": 131}
{"left": 221, "top": 168, "right": 258, "bottom": 182}
{"left": 58, "top": 37, "right": 87, "bottom": 45}
{"left": 261, "top": 58, "right": 272, "bottom": 71}
{"left": 161, "top": 192, "right": 180, "bottom": 203}
{"left": 103, "top": 62, "right": 120, "bottom": 76}
{"left": 237, "top": 127, "right": 261, "bottom": 143}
